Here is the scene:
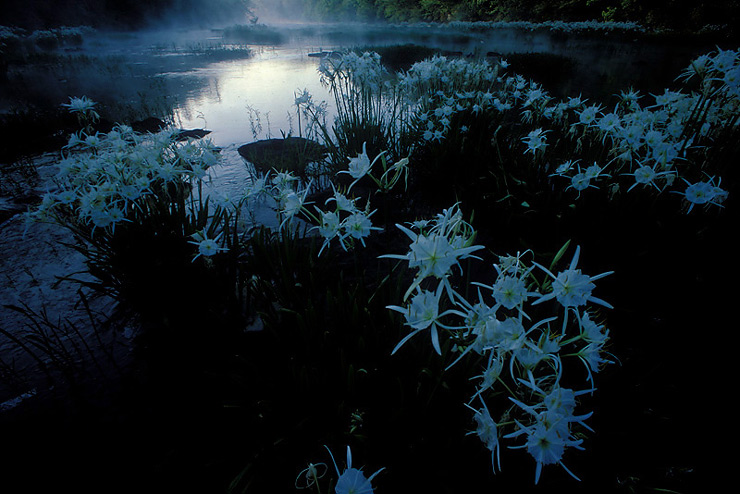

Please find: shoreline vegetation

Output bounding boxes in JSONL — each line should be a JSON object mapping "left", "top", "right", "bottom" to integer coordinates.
{"left": 1, "top": 0, "right": 739, "bottom": 39}
{"left": 0, "top": 36, "right": 736, "bottom": 491}
{"left": 2, "top": 15, "right": 735, "bottom": 163}
{"left": 1, "top": 3, "right": 737, "bottom": 492}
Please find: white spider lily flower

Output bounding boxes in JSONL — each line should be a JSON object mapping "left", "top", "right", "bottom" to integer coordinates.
{"left": 624, "top": 164, "right": 674, "bottom": 192}
{"left": 119, "top": 183, "right": 144, "bottom": 204}
{"left": 156, "top": 162, "right": 180, "bottom": 183}
{"left": 317, "top": 210, "right": 341, "bottom": 240}
{"left": 381, "top": 224, "right": 484, "bottom": 300}
{"left": 312, "top": 209, "right": 346, "bottom": 256}
{"left": 618, "top": 87, "right": 641, "bottom": 109}
{"left": 338, "top": 142, "right": 386, "bottom": 190}
{"left": 496, "top": 316, "right": 529, "bottom": 352}
{"left": 65, "top": 132, "right": 85, "bottom": 149}
{"left": 325, "top": 445, "right": 384, "bottom": 494}
{"left": 326, "top": 187, "right": 359, "bottom": 213}
{"left": 54, "top": 188, "right": 78, "bottom": 205}
{"left": 578, "top": 341, "right": 611, "bottom": 375}
{"left": 294, "top": 462, "right": 327, "bottom": 490}
{"left": 619, "top": 124, "right": 644, "bottom": 148}
{"left": 342, "top": 210, "right": 380, "bottom": 246}
{"left": 279, "top": 183, "right": 312, "bottom": 230}
{"left": 344, "top": 141, "right": 372, "bottom": 180}
{"left": 505, "top": 387, "right": 593, "bottom": 484}
{"left": 82, "top": 133, "right": 103, "bottom": 149}
{"left": 553, "top": 160, "right": 577, "bottom": 176}
{"left": 464, "top": 397, "right": 502, "bottom": 474}
{"left": 584, "top": 163, "right": 608, "bottom": 179}
{"left": 569, "top": 172, "right": 591, "bottom": 192}
{"left": 387, "top": 284, "right": 466, "bottom": 355}
{"left": 491, "top": 274, "right": 531, "bottom": 309}
{"left": 577, "top": 311, "right": 610, "bottom": 346}
{"left": 62, "top": 95, "right": 99, "bottom": 120}
{"left": 532, "top": 246, "right": 613, "bottom": 309}
{"left": 470, "top": 349, "right": 506, "bottom": 395}
{"left": 245, "top": 175, "right": 269, "bottom": 202}
{"left": 676, "top": 178, "right": 727, "bottom": 212}
{"left": 271, "top": 170, "right": 299, "bottom": 190}
{"left": 577, "top": 104, "right": 601, "bottom": 126}
{"left": 597, "top": 112, "right": 621, "bottom": 134}
{"left": 652, "top": 141, "right": 680, "bottom": 167}
{"left": 294, "top": 88, "right": 310, "bottom": 106}
{"left": 89, "top": 208, "right": 114, "bottom": 230}
{"left": 468, "top": 315, "right": 503, "bottom": 355}
{"left": 189, "top": 231, "right": 227, "bottom": 262}
{"left": 712, "top": 185, "right": 729, "bottom": 204}
{"left": 523, "top": 128, "right": 548, "bottom": 155}
{"left": 643, "top": 129, "right": 665, "bottom": 148}
{"left": 105, "top": 206, "right": 128, "bottom": 230}
{"left": 528, "top": 420, "right": 583, "bottom": 483}
{"left": 195, "top": 238, "right": 224, "bottom": 259}
{"left": 567, "top": 95, "right": 585, "bottom": 109}
{"left": 504, "top": 416, "right": 583, "bottom": 485}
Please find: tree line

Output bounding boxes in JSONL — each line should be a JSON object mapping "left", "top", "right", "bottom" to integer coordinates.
{"left": 264, "top": 0, "right": 739, "bottom": 33}
{"left": 2, "top": 0, "right": 252, "bottom": 30}
{"left": 4, "top": 0, "right": 738, "bottom": 34}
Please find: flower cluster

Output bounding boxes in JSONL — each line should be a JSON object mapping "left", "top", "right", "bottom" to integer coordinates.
{"left": 27, "top": 115, "right": 230, "bottom": 263}
{"left": 241, "top": 163, "right": 381, "bottom": 254}
{"left": 400, "top": 56, "right": 510, "bottom": 144}
{"left": 395, "top": 47, "right": 734, "bottom": 213}
{"left": 310, "top": 184, "right": 381, "bottom": 255}
{"left": 382, "top": 210, "right": 614, "bottom": 484}
{"left": 540, "top": 49, "right": 737, "bottom": 210}
{"left": 319, "top": 50, "right": 387, "bottom": 94}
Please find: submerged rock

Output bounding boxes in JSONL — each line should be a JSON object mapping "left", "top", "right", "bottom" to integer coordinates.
{"left": 174, "top": 128, "right": 212, "bottom": 141}
{"left": 130, "top": 117, "right": 167, "bottom": 134}
{"left": 237, "top": 137, "right": 327, "bottom": 174}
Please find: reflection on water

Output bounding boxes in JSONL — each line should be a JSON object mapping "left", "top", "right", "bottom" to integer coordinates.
{"left": 167, "top": 46, "right": 336, "bottom": 197}
{"left": 170, "top": 47, "right": 334, "bottom": 147}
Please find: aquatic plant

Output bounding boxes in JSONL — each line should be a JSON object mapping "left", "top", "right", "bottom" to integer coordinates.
{"left": 25, "top": 106, "right": 250, "bottom": 329}
{"left": 388, "top": 48, "right": 737, "bottom": 218}
{"left": 13, "top": 39, "right": 737, "bottom": 493}
{"left": 0, "top": 290, "right": 128, "bottom": 400}
{"left": 309, "top": 51, "right": 412, "bottom": 172}
{"left": 381, "top": 210, "right": 613, "bottom": 484}
{"left": 542, "top": 48, "right": 738, "bottom": 212}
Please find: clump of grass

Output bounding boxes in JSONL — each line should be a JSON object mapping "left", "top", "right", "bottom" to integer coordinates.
{"left": 182, "top": 42, "right": 253, "bottom": 62}
{"left": 306, "top": 51, "right": 413, "bottom": 175}
{"left": 0, "top": 290, "right": 128, "bottom": 401}
{"left": 26, "top": 114, "right": 252, "bottom": 338}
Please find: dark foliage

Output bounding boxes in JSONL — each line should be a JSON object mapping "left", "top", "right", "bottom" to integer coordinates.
{"left": 2, "top": 0, "right": 253, "bottom": 30}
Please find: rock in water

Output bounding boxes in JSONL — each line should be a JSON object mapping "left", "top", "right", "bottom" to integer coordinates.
{"left": 237, "top": 137, "right": 327, "bottom": 175}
